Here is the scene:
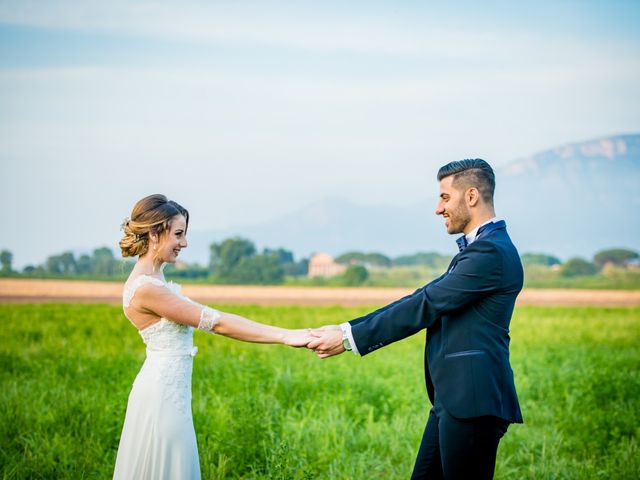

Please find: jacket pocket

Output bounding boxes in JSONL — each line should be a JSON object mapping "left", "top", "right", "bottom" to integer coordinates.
{"left": 444, "top": 349, "right": 485, "bottom": 358}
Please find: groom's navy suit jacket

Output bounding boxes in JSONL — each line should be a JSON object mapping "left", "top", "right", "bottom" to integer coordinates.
{"left": 349, "top": 221, "right": 524, "bottom": 423}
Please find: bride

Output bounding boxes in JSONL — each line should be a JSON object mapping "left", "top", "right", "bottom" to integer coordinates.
{"left": 113, "top": 194, "right": 311, "bottom": 479}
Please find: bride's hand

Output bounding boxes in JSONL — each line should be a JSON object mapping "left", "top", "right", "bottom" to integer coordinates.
{"left": 283, "top": 329, "right": 313, "bottom": 348}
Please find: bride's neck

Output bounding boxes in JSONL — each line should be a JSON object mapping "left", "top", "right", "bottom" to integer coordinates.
{"left": 135, "top": 254, "right": 165, "bottom": 276}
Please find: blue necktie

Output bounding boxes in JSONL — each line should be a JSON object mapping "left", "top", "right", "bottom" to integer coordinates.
{"left": 456, "top": 235, "right": 468, "bottom": 252}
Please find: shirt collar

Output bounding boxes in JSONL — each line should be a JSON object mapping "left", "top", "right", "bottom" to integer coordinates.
{"left": 465, "top": 217, "right": 499, "bottom": 245}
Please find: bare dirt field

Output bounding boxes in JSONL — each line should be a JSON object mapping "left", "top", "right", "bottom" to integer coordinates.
{"left": 1, "top": 278, "right": 639, "bottom": 307}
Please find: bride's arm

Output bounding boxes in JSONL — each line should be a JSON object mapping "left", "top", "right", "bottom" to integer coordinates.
{"left": 134, "top": 284, "right": 310, "bottom": 347}
{"left": 212, "top": 311, "right": 311, "bottom": 346}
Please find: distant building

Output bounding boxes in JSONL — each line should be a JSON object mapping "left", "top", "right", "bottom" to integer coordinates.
{"left": 626, "top": 258, "right": 640, "bottom": 270}
{"left": 308, "top": 252, "right": 346, "bottom": 278}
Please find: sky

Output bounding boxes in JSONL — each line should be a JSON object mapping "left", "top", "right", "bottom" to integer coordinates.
{"left": 2, "top": 0, "right": 640, "bottom": 268}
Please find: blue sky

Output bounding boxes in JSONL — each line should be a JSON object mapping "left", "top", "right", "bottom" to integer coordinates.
{"left": 2, "top": 1, "right": 639, "bottom": 267}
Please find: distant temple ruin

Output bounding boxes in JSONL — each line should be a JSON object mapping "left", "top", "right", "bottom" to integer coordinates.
{"left": 307, "top": 252, "right": 346, "bottom": 278}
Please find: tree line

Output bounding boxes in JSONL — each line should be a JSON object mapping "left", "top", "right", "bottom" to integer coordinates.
{"left": 1, "top": 242, "right": 638, "bottom": 285}
{"left": 521, "top": 250, "right": 640, "bottom": 277}
{"left": 1, "top": 247, "right": 129, "bottom": 279}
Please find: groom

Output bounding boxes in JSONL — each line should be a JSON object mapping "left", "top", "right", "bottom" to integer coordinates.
{"left": 308, "top": 159, "right": 523, "bottom": 479}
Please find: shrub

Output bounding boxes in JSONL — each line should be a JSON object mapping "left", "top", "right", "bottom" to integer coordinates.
{"left": 342, "top": 265, "right": 369, "bottom": 285}
{"left": 561, "top": 257, "right": 598, "bottom": 277}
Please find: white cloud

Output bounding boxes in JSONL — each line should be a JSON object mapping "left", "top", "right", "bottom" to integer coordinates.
{"left": 0, "top": 0, "right": 521, "bottom": 59}
{"left": 1, "top": 1, "right": 639, "bottom": 267}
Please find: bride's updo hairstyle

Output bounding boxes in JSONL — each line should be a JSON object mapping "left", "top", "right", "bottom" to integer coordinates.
{"left": 120, "top": 194, "right": 189, "bottom": 258}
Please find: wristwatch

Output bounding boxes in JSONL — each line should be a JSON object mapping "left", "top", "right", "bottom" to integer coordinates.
{"left": 341, "top": 329, "right": 352, "bottom": 351}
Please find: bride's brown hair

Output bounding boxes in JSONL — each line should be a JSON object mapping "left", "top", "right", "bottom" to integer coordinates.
{"left": 120, "top": 194, "right": 189, "bottom": 258}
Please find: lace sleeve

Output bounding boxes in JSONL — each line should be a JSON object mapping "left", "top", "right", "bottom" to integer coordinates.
{"left": 198, "top": 306, "right": 221, "bottom": 333}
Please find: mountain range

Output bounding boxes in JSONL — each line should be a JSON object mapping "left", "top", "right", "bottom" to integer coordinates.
{"left": 181, "top": 134, "right": 640, "bottom": 264}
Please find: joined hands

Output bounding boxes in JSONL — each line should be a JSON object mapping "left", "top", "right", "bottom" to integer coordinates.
{"left": 307, "top": 325, "right": 346, "bottom": 359}
{"left": 285, "top": 325, "right": 348, "bottom": 359}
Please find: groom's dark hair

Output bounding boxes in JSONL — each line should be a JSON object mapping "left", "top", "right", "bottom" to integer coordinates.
{"left": 437, "top": 159, "right": 495, "bottom": 205}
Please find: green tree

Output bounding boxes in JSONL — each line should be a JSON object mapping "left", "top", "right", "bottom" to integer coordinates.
{"left": 231, "top": 255, "right": 285, "bottom": 284}
{"left": 394, "top": 252, "right": 448, "bottom": 268}
{"left": 59, "top": 251, "right": 77, "bottom": 274}
{"left": 0, "top": 249, "right": 13, "bottom": 274}
{"left": 76, "top": 254, "right": 93, "bottom": 275}
{"left": 263, "top": 247, "right": 307, "bottom": 277}
{"left": 521, "top": 253, "right": 561, "bottom": 266}
{"left": 284, "top": 258, "right": 309, "bottom": 277}
{"left": 165, "top": 263, "right": 209, "bottom": 279}
{"left": 593, "top": 248, "right": 639, "bottom": 269}
{"left": 335, "top": 251, "right": 366, "bottom": 265}
{"left": 561, "top": 257, "right": 598, "bottom": 277}
{"left": 92, "top": 247, "right": 117, "bottom": 276}
{"left": 209, "top": 237, "right": 256, "bottom": 276}
{"left": 263, "top": 248, "right": 294, "bottom": 265}
{"left": 208, "top": 238, "right": 286, "bottom": 284}
{"left": 364, "top": 253, "right": 392, "bottom": 268}
{"left": 342, "top": 265, "right": 369, "bottom": 286}
{"left": 336, "top": 251, "right": 391, "bottom": 268}
{"left": 46, "top": 255, "right": 63, "bottom": 275}
{"left": 22, "top": 265, "right": 36, "bottom": 275}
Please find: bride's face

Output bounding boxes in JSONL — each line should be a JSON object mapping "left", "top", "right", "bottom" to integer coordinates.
{"left": 156, "top": 214, "right": 188, "bottom": 263}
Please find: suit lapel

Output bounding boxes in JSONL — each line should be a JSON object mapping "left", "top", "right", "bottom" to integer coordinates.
{"left": 475, "top": 220, "right": 506, "bottom": 241}
{"left": 448, "top": 253, "right": 462, "bottom": 274}
{"left": 447, "top": 221, "right": 507, "bottom": 273}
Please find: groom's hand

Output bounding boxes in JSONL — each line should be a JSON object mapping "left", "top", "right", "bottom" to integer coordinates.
{"left": 283, "top": 329, "right": 314, "bottom": 348}
{"left": 307, "top": 325, "right": 345, "bottom": 359}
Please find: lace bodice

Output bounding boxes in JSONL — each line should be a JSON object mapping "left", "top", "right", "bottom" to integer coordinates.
{"left": 122, "top": 275, "right": 204, "bottom": 419}
{"left": 123, "top": 275, "right": 196, "bottom": 355}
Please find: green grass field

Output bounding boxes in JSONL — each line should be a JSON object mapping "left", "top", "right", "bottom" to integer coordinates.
{"left": 1, "top": 303, "right": 639, "bottom": 479}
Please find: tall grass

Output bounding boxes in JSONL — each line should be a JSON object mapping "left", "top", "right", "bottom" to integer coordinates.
{"left": 0, "top": 304, "right": 638, "bottom": 479}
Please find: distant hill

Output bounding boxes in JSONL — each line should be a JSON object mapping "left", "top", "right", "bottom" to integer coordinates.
{"left": 182, "top": 197, "right": 442, "bottom": 265}
{"left": 496, "top": 133, "right": 639, "bottom": 259}
{"left": 180, "top": 134, "right": 640, "bottom": 264}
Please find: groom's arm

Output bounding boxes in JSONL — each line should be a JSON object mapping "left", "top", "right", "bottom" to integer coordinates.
{"left": 351, "top": 241, "right": 502, "bottom": 355}
{"left": 350, "top": 286, "right": 424, "bottom": 326}
{"left": 307, "top": 282, "right": 433, "bottom": 358}
{"left": 308, "top": 241, "right": 502, "bottom": 358}
{"left": 342, "top": 272, "right": 448, "bottom": 352}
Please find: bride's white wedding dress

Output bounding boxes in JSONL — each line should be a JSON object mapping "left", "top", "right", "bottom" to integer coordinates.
{"left": 113, "top": 275, "right": 219, "bottom": 479}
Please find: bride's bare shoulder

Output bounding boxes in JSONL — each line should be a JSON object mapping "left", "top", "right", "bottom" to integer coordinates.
{"left": 124, "top": 275, "right": 167, "bottom": 306}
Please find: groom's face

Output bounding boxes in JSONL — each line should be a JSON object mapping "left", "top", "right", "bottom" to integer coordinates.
{"left": 435, "top": 175, "right": 471, "bottom": 235}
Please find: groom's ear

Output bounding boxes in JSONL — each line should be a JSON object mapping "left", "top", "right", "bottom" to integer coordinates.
{"left": 466, "top": 187, "right": 480, "bottom": 207}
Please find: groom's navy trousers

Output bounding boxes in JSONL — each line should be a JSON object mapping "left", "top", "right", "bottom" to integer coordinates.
{"left": 348, "top": 221, "right": 523, "bottom": 479}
